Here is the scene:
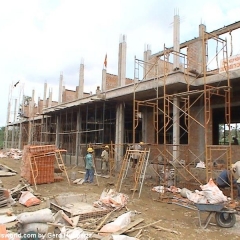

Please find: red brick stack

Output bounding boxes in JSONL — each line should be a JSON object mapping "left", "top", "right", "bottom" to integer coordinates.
{"left": 21, "top": 145, "right": 56, "bottom": 185}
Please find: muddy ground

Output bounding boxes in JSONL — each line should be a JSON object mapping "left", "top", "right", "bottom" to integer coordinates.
{"left": 1, "top": 157, "right": 240, "bottom": 240}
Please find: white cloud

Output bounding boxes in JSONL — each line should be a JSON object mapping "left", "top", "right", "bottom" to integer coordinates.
{"left": 1, "top": 0, "right": 240, "bottom": 125}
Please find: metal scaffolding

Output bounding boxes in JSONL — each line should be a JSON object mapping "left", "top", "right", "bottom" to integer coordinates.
{"left": 133, "top": 27, "right": 233, "bottom": 196}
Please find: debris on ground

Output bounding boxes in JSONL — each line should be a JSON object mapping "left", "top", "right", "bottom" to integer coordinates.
{"left": 99, "top": 211, "right": 134, "bottom": 236}
{"left": 73, "top": 178, "right": 85, "bottom": 185}
{"left": 10, "top": 182, "right": 34, "bottom": 200}
{"left": 0, "top": 164, "right": 18, "bottom": 177}
{"left": 0, "top": 188, "right": 15, "bottom": 208}
{"left": 183, "top": 178, "right": 228, "bottom": 204}
{"left": 93, "top": 189, "right": 128, "bottom": 210}
{"left": 18, "top": 191, "right": 41, "bottom": 207}
{"left": 0, "top": 149, "right": 22, "bottom": 160}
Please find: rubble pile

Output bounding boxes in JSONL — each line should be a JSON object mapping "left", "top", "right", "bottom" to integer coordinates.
{"left": 0, "top": 148, "right": 22, "bottom": 160}
{"left": 94, "top": 189, "right": 129, "bottom": 210}
{"left": 0, "top": 188, "right": 15, "bottom": 208}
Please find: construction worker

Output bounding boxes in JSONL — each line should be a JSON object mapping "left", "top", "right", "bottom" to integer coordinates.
{"left": 130, "top": 142, "right": 144, "bottom": 168}
{"left": 101, "top": 145, "right": 109, "bottom": 175}
{"left": 232, "top": 161, "right": 240, "bottom": 200}
{"left": 216, "top": 161, "right": 240, "bottom": 200}
{"left": 84, "top": 147, "right": 94, "bottom": 183}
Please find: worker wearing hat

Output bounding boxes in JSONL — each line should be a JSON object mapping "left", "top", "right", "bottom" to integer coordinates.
{"left": 84, "top": 147, "right": 94, "bottom": 183}
{"left": 130, "top": 142, "right": 144, "bottom": 168}
{"left": 101, "top": 145, "right": 109, "bottom": 175}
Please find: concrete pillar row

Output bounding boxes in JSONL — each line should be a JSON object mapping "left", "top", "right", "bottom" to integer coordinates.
{"left": 58, "top": 72, "right": 63, "bottom": 104}
{"left": 143, "top": 45, "right": 151, "bottom": 80}
{"left": 172, "top": 96, "right": 180, "bottom": 162}
{"left": 115, "top": 103, "right": 125, "bottom": 170}
{"left": 78, "top": 62, "right": 84, "bottom": 99}
{"left": 55, "top": 115, "right": 60, "bottom": 148}
{"left": 102, "top": 69, "right": 106, "bottom": 92}
{"left": 118, "top": 35, "right": 127, "bottom": 87}
{"left": 173, "top": 14, "right": 180, "bottom": 70}
{"left": 43, "top": 82, "right": 47, "bottom": 109}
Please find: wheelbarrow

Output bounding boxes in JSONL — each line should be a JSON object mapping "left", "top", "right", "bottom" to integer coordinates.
{"left": 173, "top": 200, "right": 237, "bottom": 229}
{"left": 194, "top": 203, "right": 237, "bottom": 229}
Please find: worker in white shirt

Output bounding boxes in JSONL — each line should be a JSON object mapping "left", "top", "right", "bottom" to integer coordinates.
{"left": 101, "top": 145, "right": 109, "bottom": 175}
{"left": 130, "top": 142, "right": 144, "bottom": 168}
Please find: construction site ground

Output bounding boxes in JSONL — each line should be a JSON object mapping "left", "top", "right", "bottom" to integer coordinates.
{"left": 1, "top": 157, "right": 240, "bottom": 240}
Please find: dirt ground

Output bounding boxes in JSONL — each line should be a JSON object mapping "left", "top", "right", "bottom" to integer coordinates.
{"left": 1, "top": 157, "right": 240, "bottom": 240}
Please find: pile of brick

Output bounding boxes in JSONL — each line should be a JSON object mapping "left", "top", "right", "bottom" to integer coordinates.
{"left": 21, "top": 145, "right": 57, "bottom": 185}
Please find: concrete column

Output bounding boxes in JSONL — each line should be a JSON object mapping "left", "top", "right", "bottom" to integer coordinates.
{"left": 4, "top": 101, "right": 11, "bottom": 149}
{"left": 31, "top": 89, "right": 35, "bottom": 118}
{"left": 118, "top": 35, "right": 127, "bottom": 87}
{"left": 37, "top": 97, "right": 40, "bottom": 114}
{"left": 102, "top": 69, "right": 107, "bottom": 92}
{"left": 199, "top": 24, "right": 207, "bottom": 74}
{"left": 187, "top": 24, "right": 206, "bottom": 75}
{"left": 142, "top": 108, "right": 147, "bottom": 143}
{"left": 62, "top": 86, "right": 65, "bottom": 102}
{"left": 48, "top": 89, "right": 52, "bottom": 107}
{"left": 78, "top": 62, "right": 84, "bottom": 99}
{"left": 58, "top": 72, "right": 63, "bottom": 104}
{"left": 11, "top": 99, "right": 17, "bottom": 148}
{"left": 199, "top": 99, "right": 205, "bottom": 161}
{"left": 13, "top": 99, "right": 17, "bottom": 122}
{"left": 173, "top": 13, "right": 180, "bottom": 70}
{"left": 55, "top": 115, "right": 60, "bottom": 148}
{"left": 172, "top": 96, "right": 180, "bottom": 162}
{"left": 143, "top": 45, "right": 151, "bottom": 80}
{"left": 18, "top": 122, "right": 22, "bottom": 149}
{"left": 28, "top": 90, "right": 35, "bottom": 144}
{"left": 75, "top": 108, "right": 82, "bottom": 166}
{"left": 40, "top": 116, "right": 43, "bottom": 145}
{"left": 43, "top": 82, "right": 47, "bottom": 109}
{"left": 11, "top": 127, "right": 14, "bottom": 148}
{"left": 28, "top": 121, "right": 32, "bottom": 144}
{"left": 115, "top": 103, "right": 125, "bottom": 170}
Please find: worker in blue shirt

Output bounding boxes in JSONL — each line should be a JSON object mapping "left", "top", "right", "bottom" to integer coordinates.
{"left": 84, "top": 147, "right": 94, "bottom": 183}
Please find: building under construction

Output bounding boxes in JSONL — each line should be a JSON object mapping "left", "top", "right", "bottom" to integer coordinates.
{"left": 4, "top": 14, "right": 240, "bottom": 194}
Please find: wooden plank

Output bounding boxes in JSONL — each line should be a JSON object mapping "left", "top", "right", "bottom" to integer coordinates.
{"left": 78, "top": 171, "right": 110, "bottom": 178}
{"left": 101, "top": 218, "right": 144, "bottom": 240}
{"left": 0, "top": 164, "right": 17, "bottom": 173}
{"left": 0, "top": 171, "right": 16, "bottom": 176}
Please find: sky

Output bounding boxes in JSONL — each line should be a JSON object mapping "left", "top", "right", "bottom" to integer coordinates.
{"left": 1, "top": 0, "right": 240, "bottom": 127}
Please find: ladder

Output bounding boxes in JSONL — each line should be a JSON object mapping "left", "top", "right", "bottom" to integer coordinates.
{"left": 116, "top": 148, "right": 132, "bottom": 192}
{"left": 116, "top": 148, "right": 151, "bottom": 198}
{"left": 132, "top": 149, "right": 150, "bottom": 198}
{"left": 54, "top": 149, "right": 70, "bottom": 185}
{"left": 28, "top": 155, "right": 39, "bottom": 190}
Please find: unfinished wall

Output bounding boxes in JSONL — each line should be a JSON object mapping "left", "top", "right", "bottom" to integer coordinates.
{"left": 62, "top": 89, "right": 77, "bottom": 102}
{"left": 106, "top": 73, "right": 133, "bottom": 90}
{"left": 146, "top": 57, "right": 174, "bottom": 79}
{"left": 187, "top": 41, "right": 203, "bottom": 74}
{"left": 38, "top": 100, "right": 43, "bottom": 114}
{"left": 76, "top": 86, "right": 91, "bottom": 98}
{"left": 145, "top": 108, "right": 155, "bottom": 144}
{"left": 188, "top": 104, "right": 205, "bottom": 162}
